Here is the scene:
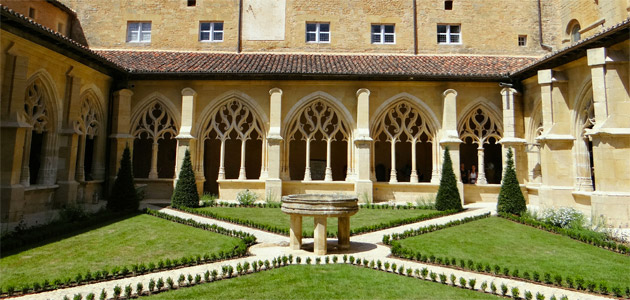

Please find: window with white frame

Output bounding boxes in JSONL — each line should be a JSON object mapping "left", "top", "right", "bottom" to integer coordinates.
{"left": 200, "top": 22, "right": 224, "bottom": 42}
{"left": 437, "top": 24, "right": 461, "bottom": 44}
{"left": 127, "top": 22, "right": 151, "bottom": 43}
{"left": 371, "top": 24, "right": 395, "bottom": 44}
{"left": 306, "top": 23, "right": 330, "bottom": 43}
{"left": 518, "top": 35, "right": 527, "bottom": 46}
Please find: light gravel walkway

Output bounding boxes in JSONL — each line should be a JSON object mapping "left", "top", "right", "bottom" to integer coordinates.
{"left": 14, "top": 203, "right": 611, "bottom": 300}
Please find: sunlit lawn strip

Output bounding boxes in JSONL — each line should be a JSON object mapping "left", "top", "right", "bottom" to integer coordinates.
{"left": 147, "top": 264, "right": 499, "bottom": 300}
{"left": 396, "top": 217, "right": 630, "bottom": 288}
{"left": 0, "top": 214, "right": 242, "bottom": 290}
{"left": 192, "top": 206, "right": 443, "bottom": 236}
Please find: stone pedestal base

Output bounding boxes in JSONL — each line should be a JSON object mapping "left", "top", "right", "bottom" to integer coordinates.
{"left": 338, "top": 216, "right": 350, "bottom": 249}
{"left": 290, "top": 215, "right": 302, "bottom": 250}
{"left": 313, "top": 216, "right": 327, "bottom": 255}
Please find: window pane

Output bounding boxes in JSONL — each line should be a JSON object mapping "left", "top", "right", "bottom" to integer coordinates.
{"left": 141, "top": 22, "right": 151, "bottom": 31}
{"left": 213, "top": 32, "right": 223, "bottom": 41}
{"left": 306, "top": 32, "right": 317, "bottom": 41}
{"left": 384, "top": 34, "right": 394, "bottom": 43}
{"left": 437, "top": 34, "right": 446, "bottom": 43}
{"left": 214, "top": 22, "right": 223, "bottom": 30}
{"left": 128, "top": 31, "right": 138, "bottom": 42}
{"left": 319, "top": 23, "right": 329, "bottom": 32}
{"left": 319, "top": 32, "right": 329, "bottom": 42}
{"left": 371, "top": 25, "right": 380, "bottom": 33}
{"left": 449, "top": 34, "right": 459, "bottom": 43}
{"left": 372, "top": 33, "right": 381, "bottom": 43}
{"left": 306, "top": 23, "right": 316, "bottom": 32}
{"left": 200, "top": 32, "right": 210, "bottom": 40}
{"left": 437, "top": 25, "right": 447, "bottom": 33}
{"left": 128, "top": 23, "right": 139, "bottom": 31}
{"left": 450, "top": 25, "right": 460, "bottom": 33}
{"left": 141, "top": 32, "right": 151, "bottom": 42}
{"left": 200, "top": 22, "right": 210, "bottom": 31}
{"left": 384, "top": 25, "right": 394, "bottom": 33}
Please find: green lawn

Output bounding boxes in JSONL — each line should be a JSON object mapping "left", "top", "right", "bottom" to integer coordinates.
{"left": 0, "top": 214, "right": 242, "bottom": 290}
{"left": 148, "top": 264, "right": 499, "bottom": 300}
{"left": 397, "top": 217, "right": 630, "bottom": 288}
{"left": 195, "top": 206, "right": 438, "bottom": 236}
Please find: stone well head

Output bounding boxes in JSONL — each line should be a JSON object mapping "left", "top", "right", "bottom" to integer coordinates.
{"left": 281, "top": 194, "right": 359, "bottom": 218}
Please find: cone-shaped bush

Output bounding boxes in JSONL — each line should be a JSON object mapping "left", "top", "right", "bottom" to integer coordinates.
{"left": 497, "top": 147, "right": 526, "bottom": 215}
{"left": 435, "top": 147, "right": 463, "bottom": 211}
{"left": 108, "top": 146, "right": 139, "bottom": 211}
{"left": 171, "top": 149, "right": 199, "bottom": 208}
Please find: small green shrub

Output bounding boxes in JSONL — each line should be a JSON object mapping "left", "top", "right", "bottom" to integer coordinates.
{"left": 236, "top": 189, "right": 258, "bottom": 206}
{"left": 439, "top": 273, "right": 447, "bottom": 284}
{"left": 535, "top": 292, "right": 545, "bottom": 300}
{"left": 490, "top": 282, "right": 497, "bottom": 294}
{"left": 480, "top": 281, "right": 488, "bottom": 292}
{"left": 511, "top": 287, "right": 520, "bottom": 299}
{"left": 136, "top": 282, "right": 143, "bottom": 296}
{"left": 469, "top": 278, "right": 476, "bottom": 289}
{"left": 450, "top": 274, "right": 457, "bottom": 285}
{"left": 501, "top": 283, "right": 508, "bottom": 296}
{"left": 459, "top": 277, "right": 466, "bottom": 288}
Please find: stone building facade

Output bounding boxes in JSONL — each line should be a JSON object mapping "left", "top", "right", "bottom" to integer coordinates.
{"left": 1, "top": 0, "right": 629, "bottom": 230}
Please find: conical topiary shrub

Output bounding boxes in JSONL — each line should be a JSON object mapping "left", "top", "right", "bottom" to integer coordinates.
{"left": 171, "top": 149, "right": 199, "bottom": 208}
{"left": 435, "top": 147, "right": 463, "bottom": 211}
{"left": 108, "top": 145, "right": 139, "bottom": 211}
{"left": 497, "top": 147, "right": 526, "bottom": 215}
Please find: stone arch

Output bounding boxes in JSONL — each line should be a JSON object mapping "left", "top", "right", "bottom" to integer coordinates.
{"left": 566, "top": 19, "right": 581, "bottom": 43}
{"left": 572, "top": 82, "right": 595, "bottom": 191}
{"left": 74, "top": 88, "right": 106, "bottom": 181}
{"left": 458, "top": 100, "right": 504, "bottom": 185}
{"left": 370, "top": 94, "right": 439, "bottom": 183}
{"left": 198, "top": 91, "right": 268, "bottom": 193}
{"left": 130, "top": 93, "right": 180, "bottom": 179}
{"left": 283, "top": 93, "right": 353, "bottom": 181}
{"left": 21, "top": 70, "right": 62, "bottom": 185}
{"left": 526, "top": 99, "right": 543, "bottom": 183}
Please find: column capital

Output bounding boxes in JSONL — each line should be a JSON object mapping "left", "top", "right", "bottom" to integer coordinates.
{"left": 442, "top": 89, "right": 457, "bottom": 97}
{"left": 356, "top": 88, "right": 370, "bottom": 97}
{"left": 114, "top": 89, "right": 134, "bottom": 98}
{"left": 181, "top": 87, "right": 197, "bottom": 97}
{"left": 269, "top": 87, "right": 283, "bottom": 95}
{"left": 500, "top": 87, "right": 519, "bottom": 96}
{"left": 587, "top": 47, "right": 607, "bottom": 66}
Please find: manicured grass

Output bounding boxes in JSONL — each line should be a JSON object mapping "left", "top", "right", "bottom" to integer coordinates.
{"left": 195, "top": 206, "right": 438, "bottom": 236}
{"left": 0, "top": 214, "right": 242, "bottom": 290}
{"left": 397, "top": 217, "right": 630, "bottom": 288}
{"left": 148, "top": 264, "right": 499, "bottom": 300}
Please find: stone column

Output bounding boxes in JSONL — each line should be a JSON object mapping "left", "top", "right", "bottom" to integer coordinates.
{"left": 0, "top": 47, "right": 29, "bottom": 223}
{"left": 175, "top": 88, "right": 199, "bottom": 191}
{"left": 354, "top": 88, "right": 373, "bottom": 202}
{"left": 266, "top": 88, "right": 283, "bottom": 201}
{"left": 587, "top": 47, "right": 609, "bottom": 124}
{"left": 337, "top": 216, "right": 350, "bottom": 250}
{"left": 439, "top": 89, "right": 463, "bottom": 203}
{"left": 109, "top": 89, "right": 134, "bottom": 183}
{"left": 313, "top": 216, "right": 327, "bottom": 255}
{"left": 499, "top": 88, "right": 527, "bottom": 183}
{"left": 289, "top": 215, "right": 302, "bottom": 250}
{"left": 57, "top": 72, "right": 82, "bottom": 204}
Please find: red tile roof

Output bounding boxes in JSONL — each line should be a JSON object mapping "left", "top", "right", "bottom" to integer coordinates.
{"left": 96, "top": 51, "right": 537, "bottom": 79}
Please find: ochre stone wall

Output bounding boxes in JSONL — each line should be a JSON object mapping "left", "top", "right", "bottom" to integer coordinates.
{"left": 557, "top": 0, "right": 629, "bottom": 46}
{"left": 4, "top": 0, "right": 72, "bottom": 36}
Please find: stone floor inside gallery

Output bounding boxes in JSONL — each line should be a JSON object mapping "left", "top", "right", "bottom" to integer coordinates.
{"left": 13, "top": 201, "right": 615, "bottom": 300}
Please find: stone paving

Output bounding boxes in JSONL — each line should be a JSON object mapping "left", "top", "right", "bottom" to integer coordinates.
{"left": 12, "top": 203, "right": 613, "bottom": 300}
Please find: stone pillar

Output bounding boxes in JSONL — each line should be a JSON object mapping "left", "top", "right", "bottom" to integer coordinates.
{"left": 313, "top": 216, "right": 327, "bottom": 255}
{"left": 109, "top": 89, "right": 134, "bottom": 183}
{"left": 56, "top": 72, "right": 82, "bottom": 204}
{"left": 337, "top": 216, "right": 350, "bottom": 250}
{"left": 266, "top": 88, "right": 283, "bottom": 202}
{"left": 175, "top": 88, "right": 199, "bottom": 191}
{"left": 587, "top": 47, "right": 609, "bottom": 123}
{"left": 289, "top": 215, "right": 302, "bottom": 250}
{"left": 499, "top": 88, "right": 527, "bottom": 183}
{"left": 476, "top": 147, "right": 487, "bottom": 184}
{"left": 0, "top": 47, "right": 29, "bottom": 223}
{"left": 354, "top": 88, "right": 373, "bottom": 202}
{"left": 439, "top": 89, "right": 463, "bottom": 203}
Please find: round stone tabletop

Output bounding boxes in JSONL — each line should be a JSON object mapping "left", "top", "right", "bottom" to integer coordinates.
{"left": 281, "top": 194, "right": 359, "bottom": 218}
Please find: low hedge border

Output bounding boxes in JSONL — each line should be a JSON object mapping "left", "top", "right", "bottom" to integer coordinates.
{"left": 0, "top": 209, "right": 256, "bottom": 298}
{"left": 178, "top": 205, "right": 460, "bottom": 238}
{"left": 383, "top": 214, "right": 630, "bottom": 298}
{"left": 498, "top": 212, "right": 629, "bottom": 255}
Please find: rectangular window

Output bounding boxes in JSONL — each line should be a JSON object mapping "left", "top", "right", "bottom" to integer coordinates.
{"left": 199, "top": 22, "right": 223, "bottom": 42}
{"left": 187, "top": 0, "right": 196, "bottom": 6}
{"left": 437, "top": 24, "right": 460, "bottom": 44}
{"left": 28, "top": 7, "right": 36, "bottom": 18}
{"left": 305, "top": 23, "right": 330, "bottom": 43}
{"left": 127, "top": 22, "right": 151, "bottom": 43}
{"left": 371, "top": 24, "right": 395, "bottom": 44}
{"left": 518, "top": 35, "right": 527, "bottom": 46}
{"left": 57, "top": 22, "right": 65, "bottom": 33}
{"left": 444, "top": 1, "right": 453, "bottom": 10}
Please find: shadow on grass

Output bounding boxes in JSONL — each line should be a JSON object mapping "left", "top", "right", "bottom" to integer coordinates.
{"left": 1, "top": 211, "right": 141, "bottom": 257}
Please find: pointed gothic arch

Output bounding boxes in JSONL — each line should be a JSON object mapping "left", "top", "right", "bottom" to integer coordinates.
{"left": 130, "top": 95, "right": 179, "bottom": 179}
{"left": 74, "top": 89, "right": 105, "bottom": 181}
{"left": 458, "top": 101, "right": 504, "bottom": 184}
{"left": 370, "top": 96, "right": 438, "bottom": 183}
{"left": 283, "top": 94, "right": 352, "bottom": 181}
{"left": 526, "top": 100, "right": 544, "bottom": 183}
{"left": 573, "top": 83, "right": 595, "bottom": 191}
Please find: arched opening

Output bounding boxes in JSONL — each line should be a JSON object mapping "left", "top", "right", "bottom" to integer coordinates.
{"left": 200, "top": 98, "right": 265, "bottom": 192}
{"left": 458, "top": 106, "right": 503, "bottom": 184}
{"left": 21, "top": 78, "right": 53, "bottom": 186}
{"left": 75, "top": 93, "right": 102, "bottom": 182}
{"left": 286, "top": 99, "right": 350, "bottom": 181}
{"left": 566, "top": 20, "right": 581, "bottom": 44}
{"left": 575, "top": 97, "right": 595, "bottom": 191}
{"left": 372, "top": 100, "right": 434, "bottom": 183}
{"left": 131, "top": 101, "right": 178, "bottom": 179}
